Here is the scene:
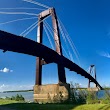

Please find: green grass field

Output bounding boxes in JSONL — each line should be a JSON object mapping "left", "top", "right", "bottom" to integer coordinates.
{"left": 0, "top": 99, "right": 110, "bottom": 110}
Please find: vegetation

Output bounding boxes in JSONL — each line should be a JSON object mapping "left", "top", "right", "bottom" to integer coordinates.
{"left": 0, "top": 101, "right": 110, "bottom": 110}
{"left": 86, "top": 91, "right": 100, "bottom": 104}
{"left": 42, "top": 82, "right": 110, "bottom": 104}
{"left": 3, "top": 94, "right": 25, "bottom": 102}
{"left": 101, "top": 90, "right": 110, "bottom": 104}
{"left": 69, "top": 82, "right": 110, "bottom": 104}
{"left": 0, "top": 99, "right": 18, "bottom": 105}
{"left": 0, "top": 83, "right": 110, "bottom": 110}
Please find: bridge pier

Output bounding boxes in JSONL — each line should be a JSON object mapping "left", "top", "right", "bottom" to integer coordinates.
{"left": 34, "top": 8, "right": 69, "bottom": 103}
{"left": 34, "top": 83, "right": 70, "bottom": 103}
{"left": 87, "top": 87, "right": 99, "bottom": 91}
{"left": 88, "top": 65, "right": 99, "bottom": 91}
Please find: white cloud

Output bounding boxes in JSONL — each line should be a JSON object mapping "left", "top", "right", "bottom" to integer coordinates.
{"left": 99, "top": 51, "right": 110, "bottom": 58}
{"left": 0, "top": 67, "right": 13, "bottom": 73}
{"left": 79, "top": 83, "right": 82, "bottom": 86}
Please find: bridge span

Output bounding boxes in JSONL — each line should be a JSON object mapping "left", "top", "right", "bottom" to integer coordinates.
{"left": 0, "top": 30, "right": 103, "bottom": 90}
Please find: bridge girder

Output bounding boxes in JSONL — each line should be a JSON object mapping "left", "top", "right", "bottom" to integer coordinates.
{"left": 0, "top": 30, "right": 103, "bottom": 90}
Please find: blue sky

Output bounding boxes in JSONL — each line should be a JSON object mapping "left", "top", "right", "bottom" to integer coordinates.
{"left": 0, "top": 0, "right": 110, "bottom": 91}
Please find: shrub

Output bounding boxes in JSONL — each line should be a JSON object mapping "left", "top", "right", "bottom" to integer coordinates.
{"left": 101, "top": 90, "right": 110, "bottom": 104}
{"left": 5, "top": 96, "right": 11, "bottom": 100}
{"left": 15, "top": 94, "right": 25, "bottom": 101}
{"left": 5, "top": 94, "right": 25, "bottom": 101}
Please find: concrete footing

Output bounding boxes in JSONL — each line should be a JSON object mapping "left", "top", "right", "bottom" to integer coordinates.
{"left": 87, "top": 87, "right": 99, "bottom": 91}
{"left": 33, "top": 83, "right": 70, "bottom": 103}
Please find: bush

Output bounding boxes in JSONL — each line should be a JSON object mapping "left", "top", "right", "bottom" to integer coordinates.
{"left": 101, "top": 99, "right": 110, "bottom": 104}
{"left": 53, "top": 91, "right": 64, "bottom": 103}
{"left": 11, "top": 96, "right": 15, "bottom": 100}
{"left": 15, "top": 94, "right": 25, "bottom": 101}
{"left": 5, "top": 96, "right": 11, "bottom": 100}
{"left": 86, "top": 91, "right": 97, "bottom": 104}
{"left": 101, "top": 91, "right": 110, "bottom": 104}
{"left": 5, "top": 94, "right": 25, "bottom": 101}
{"left": 77, "top": 90, "right": 86, "bottom": 104}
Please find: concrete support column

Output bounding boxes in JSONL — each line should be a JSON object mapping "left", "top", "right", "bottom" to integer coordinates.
{"left": 51, "top": 8, "right": 66, "bottom": 83}
{"left": 35, "top": 17, "right": 43, "bottom": 85}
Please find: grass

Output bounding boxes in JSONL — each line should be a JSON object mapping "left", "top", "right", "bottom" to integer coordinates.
{"left": 73, "top": 104, "right": 110, "bottom": 110}
{"left": 0, "top": 99, "right": 18, "bottom": 105}
{"left": 0, "top": 99, "right": 110, "bottom": 110}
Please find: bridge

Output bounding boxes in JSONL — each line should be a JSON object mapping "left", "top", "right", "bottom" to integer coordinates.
{"left": 0, "top": 30, "right": 102, "bottom": 89}
{"left": 0, "top": 7, "right": 103, "bottom": 102}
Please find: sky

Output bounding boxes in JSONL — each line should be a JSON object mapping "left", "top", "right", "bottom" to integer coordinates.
{"left": 0, "top": 0, "right": 110, "bottom": 91}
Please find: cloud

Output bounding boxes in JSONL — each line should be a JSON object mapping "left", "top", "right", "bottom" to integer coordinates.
{"left": 99, "top": 51, "right": 110, "bottom": 58}
{"left": 0, "top": 67, "right": 13, "bottom": 73}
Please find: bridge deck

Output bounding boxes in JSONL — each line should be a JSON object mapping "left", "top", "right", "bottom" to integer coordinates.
{"left": 0, "top": 30, "right": 103, "bottom": 90}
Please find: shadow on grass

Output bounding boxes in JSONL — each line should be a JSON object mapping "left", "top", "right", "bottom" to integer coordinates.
{"left": 98, "top": 104, "right": 110, "bottom": 110}
{"left": 0, "top": 103, "right": 81, "bottom": 110}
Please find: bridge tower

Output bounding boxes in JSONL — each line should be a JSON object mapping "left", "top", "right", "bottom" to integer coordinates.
{"left": 88, "top": 65, "right": 99, "bottom": 91}
{"left": 34, "top": 8, "right": 70, "bottom": 103}
{"left": 35, "top": 8, "right": 66, "bottom": 85}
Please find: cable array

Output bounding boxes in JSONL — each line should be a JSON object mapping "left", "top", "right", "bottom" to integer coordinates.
{"left": 0, "top": 7, "right": 45, "bottom": 10}
{"left": 20, "top": 21, "right": 38, "bottom": 36}
{"left": 44, "top": 25, "right": 54, "bottom": 50}
{"left": 0, "top": 0, "right": 80, "bottom": 64}
{"left": 23, "top": 0, "right": 50, "bottom": 9}
{"left": 0, "top": 17, "right": 37, "bottom": 25}
{"left": 58, "top": 19, "right": 73, "bottom": 61}
{"left": 0, "top": 11, "right": 38, "bottom": 16}
{"left": 44, "top": 21, "right": 70, "bottom": 59}
{"left": 21, "top": 15, "right": 50, "bottom": 37}
{"left": 58, "top": 17, "right": 81, "bottom": 65}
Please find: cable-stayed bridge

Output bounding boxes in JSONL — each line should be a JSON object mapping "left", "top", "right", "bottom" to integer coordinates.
{"left": 0, "top": 1, "right": 103, "bottom": 102}
{"left": 0, "top": 29, "right": 103, "bottom": 90}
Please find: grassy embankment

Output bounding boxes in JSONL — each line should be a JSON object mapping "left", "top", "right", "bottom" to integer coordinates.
{"left": 0, "top": 99, "right": 110, "bottom": 110}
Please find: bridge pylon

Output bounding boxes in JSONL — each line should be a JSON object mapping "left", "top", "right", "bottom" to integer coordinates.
{"left": 34, "top": 8, "right": 70, "bottom": 103}
{"left": 88, "top": 65, "right": 99, "bottom": 91}
{"left": 35, "top": 8, "right": 66, "bottom": 85}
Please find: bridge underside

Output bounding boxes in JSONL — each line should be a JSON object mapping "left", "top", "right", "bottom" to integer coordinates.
{"left": 0, "top": 30, "right": 103, "bottom": 90}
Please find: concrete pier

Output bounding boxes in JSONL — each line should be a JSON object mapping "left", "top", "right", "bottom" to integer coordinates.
{"left": 34, "top": 83, "right": 70, "bottom": 103}
{"left": 87, "top": 87, "right": 99, "bottom": 91}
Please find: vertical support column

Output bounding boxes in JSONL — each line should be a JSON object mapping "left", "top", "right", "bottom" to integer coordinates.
{"left": 88, "top": 66, "right": 92, "bottom": 88}
{"left": 88, "top": 65, "right": 97, "bottom": 88}
{"left": 94, "top": 67, "right": 97, "bottom": 88}
{"left": 51, "top": 8, "right": 66, "bottom": 83}
{"left": 35, "top": 16, "right": 43, "bottom": 85}
{"left": 88, "top": 80, "right": 90, "bottom": 88}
